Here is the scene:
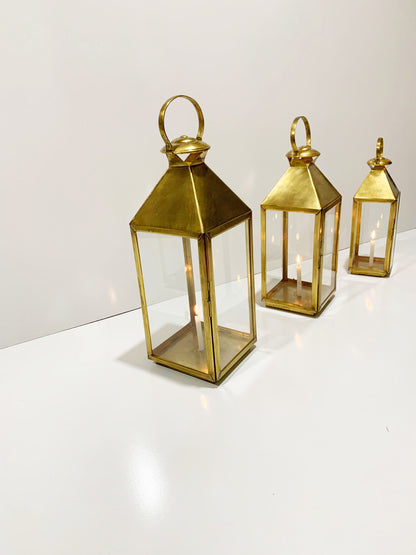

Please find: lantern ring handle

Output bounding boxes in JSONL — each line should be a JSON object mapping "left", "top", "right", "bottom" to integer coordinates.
{"left": 376, "top": 137, "right": 384, "bottom": 159}
{"left": 158, "top": 95, "right": 204, "bottom": 152}
{"left": 290, "top": 115, "right": 312, "bottom": 153}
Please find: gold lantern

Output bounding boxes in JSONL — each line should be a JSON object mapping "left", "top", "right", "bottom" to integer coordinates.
{"left": 261, "top": 116, "right": 342, "bottom": 316}
{"left": 348, "top": 138, "right": 400, "bottom": 277}
{"left": 130, "top": 95, "right": 256, "bottom": 384}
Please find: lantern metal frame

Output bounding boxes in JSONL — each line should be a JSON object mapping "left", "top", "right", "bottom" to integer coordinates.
{"left": 261, "top": 116, "right": 342, "bottom": 316}
{"left": 348, "top": 138, "right": 400, "bottom": 277}
{"left": 130, "top": 95, "right": 256, "bottom": 384}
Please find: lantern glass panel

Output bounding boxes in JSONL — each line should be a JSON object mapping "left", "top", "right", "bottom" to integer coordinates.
{"left": 212, "top": 220, "right": 253, "bottom": 371}
{"left": 265, "top": 210, "right": 315, "bottom": 309}
{"left": 357, "top": 201, "right": 390, "bottom": 270}
{"left": 319, "top": 205, "right": 338, "bottom": 307}
{"left": 265, "top": 209, "right": 283, "bottom": 293}
{"left": 137, "top": 231, "right": 209, "bottom": 375}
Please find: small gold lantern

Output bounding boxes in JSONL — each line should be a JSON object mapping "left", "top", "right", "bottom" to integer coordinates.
{"left": 348, "top": 138, "right": 400, "bottom": 277}
{"left": 130, "top": 95, "right": 256, "bottom": 384}
{"left": 261, "top": 116, "right": 342, "bottom": 316}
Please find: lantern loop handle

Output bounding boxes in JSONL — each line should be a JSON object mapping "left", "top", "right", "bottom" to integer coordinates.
{"left": 376, "top": 137, "right": 384, "bottom": 160}
{"left": 367, "top": 136, "right": 391, "bottom": 168}
{"left": 290, "top": 116, "right": 312, "bottom": 154}
{"left": 158, "top": 95, "right": 204, "bottom": 152}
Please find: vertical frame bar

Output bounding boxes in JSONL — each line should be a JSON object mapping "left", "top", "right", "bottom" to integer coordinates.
{"left": 332, "top": 201, "right": 341, "bottom": 277}
{"left": 130, "top": 227, "right": 152, "bottom": 356}
{"left": 246, "top": 216, "right": 257, "bottom": 341}
{"left": 282, "top": 211, "right": 288, "bottom": 281}
{"left": 311, "top": 211, "right": 322, "bottom": 312}
{"left": 198, "top": 234, "right": 219, "bottom": 381}
{"left": 260, "top": 207, "right": 267, "bottom": 299}
{"left": 384, "top": 200, "right": 398, "bottom": 274}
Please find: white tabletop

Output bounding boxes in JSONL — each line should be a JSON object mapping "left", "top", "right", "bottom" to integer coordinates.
{"left": 1, "top": 229, "right": 416, "bottom": 555}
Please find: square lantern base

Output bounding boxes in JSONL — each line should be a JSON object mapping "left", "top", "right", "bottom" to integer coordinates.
{"left": 349, "top": 255, "right": 389, "bottom": 277}
{"left": 264, "top": 278, "right": 334, "bottom": 316}
{"left": 150, "top": 321, "right": 254, "bottom": 384}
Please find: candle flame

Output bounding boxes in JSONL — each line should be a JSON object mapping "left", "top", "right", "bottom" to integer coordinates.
{"left": 274, "top": 213, "right": 278, "bottom": 220}
{"left": 194, "top": 304, "right": 199, "bottom": 317}
{"left": 296, "top": 254, "right": 301, "bottom": 265}
{"left": 380, "top": 213, "right": 383, "bottom": 219}
{"left": 371, "top": 230, "right": 376, "bottom": 240}
{"left": 296, "top": 233, "right": 300, "bottom": 240}
{"left": 376, "top": 220, "right": 380, "bottom": 229}
{"left": 237, "top": 274, "right": 241, "bottom": 282}
{"left": 271, "top": 235, "right": 275, "bottom": 243}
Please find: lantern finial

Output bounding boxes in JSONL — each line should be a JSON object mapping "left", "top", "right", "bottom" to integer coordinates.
{"left": 158, "top": 95, "right": 210, "bottom": 162}
{"left": 286, "top": 115, "right": 320, "bottom": 164}
{"left": 367, "top": 136, "right": 392, "bottom": 169}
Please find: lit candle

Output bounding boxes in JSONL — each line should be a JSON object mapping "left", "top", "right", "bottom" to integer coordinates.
{"left": 296, "top": 254, "right": 302, "bottom": 297}
{"left": 194, "top": 305, "right": 204, "bottom": 351}
{"left": 369, "top": 230, "right": 376, "bottom": 266}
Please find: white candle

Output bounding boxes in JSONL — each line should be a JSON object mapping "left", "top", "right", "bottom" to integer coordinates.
{"left": 296, "top": 254, "right": 302, "bottom": 297}
{"left": 194, "top": 305, "right": 204, "bottom": 351}
{"left": 369, "top": 230, "right": 376, "bottom": 266}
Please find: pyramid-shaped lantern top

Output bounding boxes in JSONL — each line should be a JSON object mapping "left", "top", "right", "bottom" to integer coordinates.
{"left": 130, "top": 95, "right": 251, "bottom": 238}
{"left": 261, "top": 116, "right": 341, "bottom": 212}
{"left": 353, "top": 137, "right": 400, "bottom": 202}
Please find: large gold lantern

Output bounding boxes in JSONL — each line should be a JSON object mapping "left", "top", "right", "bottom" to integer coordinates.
{"left": 261, "top": 116, "right": 342, "bottom": 316}
{"left": 130, "top": 95, "right": 256, "bottom": 384}
{"left": 348, "top": 138, "right": 400, "bottom": 277}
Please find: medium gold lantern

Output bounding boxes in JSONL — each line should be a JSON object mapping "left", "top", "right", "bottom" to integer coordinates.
{"left": 348, "top": 138, "right": 400, "bottom": 277}
{"left": 261, "top": 116, "right": 342, "bottom": 316}
{"left": 130, "top": 95, "right": 256, "bottom": 384}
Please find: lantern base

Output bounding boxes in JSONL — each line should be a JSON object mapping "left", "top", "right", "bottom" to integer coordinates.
{"left": 349, "top": 255, "right": 389, "bottom": 277}
{"left": 150, "top": 320, "right": 254, "bottom": 383}
{"left": 264, "top": 278, "right": 334, "bottom": 316}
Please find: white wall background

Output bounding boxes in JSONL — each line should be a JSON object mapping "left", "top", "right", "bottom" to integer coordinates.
{"left": 1, "top": 0, "right": 415, "bottom": 348}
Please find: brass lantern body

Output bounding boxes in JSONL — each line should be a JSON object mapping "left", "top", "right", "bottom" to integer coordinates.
{"left": 261, "top": 116, "right": 342, "bottom": 316}
{"left": 130, "top": 95, "right": 256, "bottom": 384}
{"left": 348, "top": 138, "right": 400, "bottom": 277}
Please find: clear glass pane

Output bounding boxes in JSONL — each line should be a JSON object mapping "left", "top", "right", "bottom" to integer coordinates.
{"left": 319, "top": 205, "right": 338, "bottom": 307}
{"left": 287, "top": 212, "right": 314, "bottom": 284}
{"left": 265, "top": 210, "right": 283, "bottom": 293}
{"left": 358, "top": 202, "right": 391, "bottom": 271}
{"left": 265, "top": 210, "right": 315, "bottom": 310}
{"left": 137, "top": 232, "right": 208, "bottom": 374}
{"left": 212, "top": 221, "right": 252, "bottom": 371}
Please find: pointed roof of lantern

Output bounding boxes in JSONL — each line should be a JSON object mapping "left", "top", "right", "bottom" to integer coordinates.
{"left": 261, "top": 116, "right": 341, "bottom": 213}
{"left": 261, "top": 163, "right": 341, "bottom": 212}
{"left": 354, "top": 138, "right": 399, "bottom": 202}
{"left": 130, "top": 162, "right": 251, "bottom": 238}
{"left": 130, "top": 94, "right": 251, "bottom": 238}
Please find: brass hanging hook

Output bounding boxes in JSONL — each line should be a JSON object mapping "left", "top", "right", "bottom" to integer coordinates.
{"left": 290, "top": 116, "right": 312, "bottom": 154}
{"left": 158, "top": 95, "right": 204, "bottom": 152}
{"left": 376, "top": 137, "right": 384, "bottom": 161}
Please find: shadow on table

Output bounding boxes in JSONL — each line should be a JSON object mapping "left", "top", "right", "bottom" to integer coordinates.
{"left": 117, "top": 332, "right": 217, "bottom": 389}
